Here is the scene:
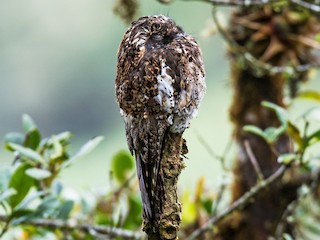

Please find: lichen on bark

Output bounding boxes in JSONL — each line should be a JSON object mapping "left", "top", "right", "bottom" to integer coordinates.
{"left": 143, "top": 132, "right": 186, "bottom": 240}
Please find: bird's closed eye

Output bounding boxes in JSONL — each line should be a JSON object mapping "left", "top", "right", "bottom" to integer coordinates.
{"left": 152, "top": 34, "right": 163, "bottom": 41}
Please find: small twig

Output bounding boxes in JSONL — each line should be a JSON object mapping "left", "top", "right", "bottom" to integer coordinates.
{"left": 195, "top": 130, "right": 233, "bottom": 171}
{"left": 291, "top": 0, "right": 320, "bottom": 12}
{"left": 244, "top": 140, "right": 264, "bottom": 181}
{"left": 211, "top": 175, "right": 228, "bottom": 216}
{"left": 114, "top": 172, "right": 136, "bottom": 196}
{"left": 180, "top": 0, "right": 320, "bottom": 11}
{"left": 187, "top": 165, "right": 287, "bottom": 239}
{"left": 195, "top": 131, "right": 222, "bottom": 161}
{"left": 181, "top": 0, "right": 280, "bottom": 6}
{"left": 0, "top": 215, "right": 144, "bottom": 239}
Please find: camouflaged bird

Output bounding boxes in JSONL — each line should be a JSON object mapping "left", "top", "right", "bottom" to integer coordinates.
{"left": 115, "top": 15, "right": 205, "bottom": 223}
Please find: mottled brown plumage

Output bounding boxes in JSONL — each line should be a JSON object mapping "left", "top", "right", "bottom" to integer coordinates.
{"left": 115, "top": 15, "right": 205, "bottom": 223}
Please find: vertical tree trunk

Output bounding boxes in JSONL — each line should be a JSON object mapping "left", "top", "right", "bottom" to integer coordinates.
{"left": 215, "top": 5, "right": 319, "bottom": 239}
{"left": 216, "top": 68, "right": 294, "bottom": 239}
{"left": 143, "top": 133, "right": 186, "bottom": 240}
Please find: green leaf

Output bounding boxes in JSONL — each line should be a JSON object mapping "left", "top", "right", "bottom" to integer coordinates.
{"left": 202, "top": 198, "right": 214, "bottom": 214}
{"left": 15, "top": 190, "right": 48, "bottom": 210}
{"left": 0, "top": 188, "right": 17, "bottom": 203}
{"left": 123, "top": 195, "right": 142, "bottom": 228}
{"left": 264, "top": 126, "right": 286, "bottom": 143}
{"left": 277, "top": 153, "right": 297, "bottom": 165}
{"left": 288, "top": 121, "right": 303, "bottom": 149}
{"left": 56, "top": 200, "right": 74, "bottom": 220}
{"left": 62, "top": 136, "right": 104, "bottom": 168}
{"left": 316, "top": 33, "right": 320, "bottom": 42}
{"left": 4, "top": 132, "right": 24, "bottom": 150}
{"left": 22, "top": 114, "right": 41, "bottom": 150}
{"left": 51, "top": 181, "right": 63, "bottom": 196}
{"left": 50, "top": 135, "right": 64, "bottom": 160}
{"left": 8, "top": 143, "right": 45, "bottom": 164}
{"left": 44, "top": 131, "right": 72, "bottom": 147}
{"left": 54, "top": 131, "right": 72, "bottom": 143}
{"left": 22, "top": 114, "right": 37, "bottom": 133}
{"left": 24, "top": 129, "right": 41, "bottom": 150}
{"left": 34, "top": 196, "right": 61, "bottom": 218}
{"left": 302, "top": 220, "right": 320, "bottom": 235}
{"left": 307, "top": 129, "right": 320, "bottom": 145}
{"left": 74, "top": 136, "right": 104, "bottom": 158}
{"left": 10, "top": 209, "right": 35, "bottom": 225}
{"left": 243, "top": 125, "right": 266, "bottom": 140}
{"left": 111, "top": 150, "right": 134, "bottom": 183}
{"left": 25, "top": 168, "right": 52, "bottom": 180}
{"left": 9, "top": 164, "right": 35, "bottom": 208}
{"left": 262, "top": 101, "right": 288, "bottom": 126}
{"left": 298, "top": 90, "right": 320, "bottom": 102}
{"left": 282, "top": 233, "right": 294, "bottom": 240}
{"left": 0, "top": 168, "right": 11, "bottom": 192}
{"left": 181, "top": 191, "right": 197, "bottom": 224}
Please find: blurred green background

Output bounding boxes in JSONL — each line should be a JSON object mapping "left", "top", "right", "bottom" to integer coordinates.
{"left": 1, "top": 0, "right": 318, "bottom": 192}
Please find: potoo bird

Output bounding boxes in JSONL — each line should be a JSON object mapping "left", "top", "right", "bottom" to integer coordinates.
{"left": 115, "top": 15, "right": 205, "bottom": 223}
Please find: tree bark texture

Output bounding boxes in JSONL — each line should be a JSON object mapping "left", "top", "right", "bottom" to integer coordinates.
{"left": 143, "top": 133, "right": 186, "bottom": 240}
{"left": 215, "top": 67, "right": 298, "bottom": 239}
{"left": 214, "top": 5, "right": 320, "bottom": 239}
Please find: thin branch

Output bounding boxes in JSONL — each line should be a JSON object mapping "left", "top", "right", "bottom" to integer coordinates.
{"left": 291, "top": 0, "right": 320, "bottom": 12}
{"left": 187, "top": 165, "right": 287, "bottom": 240}
{"left": 195, "top": 130, "right": 233, "bottom": 171}
{"left": 114, "top": 172, "right": 136, "bottom": 196}
{"left": 0, "top": 215, "right": 144, "bottom": 240}
{"left": 180, "top": 0, "right": 280, "bottom": 6}
{"left": 179, "top": 0, "right": 320, "bottom": 11}
{"left": 211, "top": 175, "right": 228, "bottom": 216}
{"left": 244, "top": 140, "right": 264, "bottom": 181}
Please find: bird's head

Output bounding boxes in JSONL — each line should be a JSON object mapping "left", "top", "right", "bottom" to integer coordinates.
{"left": 127, "top": 15, "right": 184, "bottom": 50}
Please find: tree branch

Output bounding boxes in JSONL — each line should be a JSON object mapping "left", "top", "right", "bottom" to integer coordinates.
{"left": 244, "top": 140, "right": 264, "bottom": 181}
{"left": 291, "top": 0, "right": 320, "bottom": 12}
{"left": 0, "top": 215, "right": 144, "bottom": 239}
{"left": 143, "top": 133, "right": 185, "bottom": 240}
{"left": 180, "top": 0, "right": 280, "bottom": 6}
{"left": 178, "top": 0, "right": 320, "bottom": 11}
{"left": 187, "top": 165, "right": 287, "bottom": 240}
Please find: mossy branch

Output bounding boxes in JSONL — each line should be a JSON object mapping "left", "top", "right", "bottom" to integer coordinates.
{"left": 143, "top": 133, "right": 186, "bottom": 240}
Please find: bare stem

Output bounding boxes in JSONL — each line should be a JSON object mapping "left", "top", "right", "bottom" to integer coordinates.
{"left": 0, "top": 215, "right": 143, "bottom": 239}
{"left": 291, "top": 0, "right": 320, "bottom": 12}
{"left": 180, "top": 0, "right": 281, "bottom": 6}
{"left": 244, "top": 140, "right": 264, "bottom": 181}
{"left": 178, "top": 0, "right": 320, "bottom": 11}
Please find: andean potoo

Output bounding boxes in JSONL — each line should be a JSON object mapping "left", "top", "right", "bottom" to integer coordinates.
{"left": 115, "top": 15, "right": 205, "bottom": 224}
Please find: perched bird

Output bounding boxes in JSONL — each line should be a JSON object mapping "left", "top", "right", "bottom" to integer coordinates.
{"left": 115, "top": 15, "right": 205, "bottom": 223}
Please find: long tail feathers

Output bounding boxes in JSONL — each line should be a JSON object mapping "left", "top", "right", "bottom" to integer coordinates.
{"left": 132, "top": 118, "right": 168, "bottom": 222}
{"left": 135, "top": 153, "right": 153, "bottom": 220}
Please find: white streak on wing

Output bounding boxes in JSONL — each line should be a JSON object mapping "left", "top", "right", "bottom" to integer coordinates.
{"left": 171, "top": 73, "right": 205, "bottom": 133}
{"left": 120, "top": 109, "right": 133, "bottom": 127}
{"left": 154, "top": 61, "right": 174, "bottom": 113}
